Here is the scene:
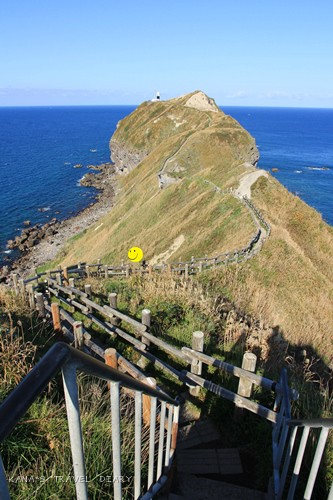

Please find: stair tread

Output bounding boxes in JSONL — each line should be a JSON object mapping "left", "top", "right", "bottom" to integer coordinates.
{"left": 176, "top": 474, "right": 267, "bottom": 499}
{"left": 178, "top": 420, "right": 221, "bottom": 449}
{"left": 177, "top": 448, "right": 243, "bottom": 475}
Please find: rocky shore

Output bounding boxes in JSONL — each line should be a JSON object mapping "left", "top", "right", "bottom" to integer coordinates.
{"left": 1, "top": 162, "right": 117, "bottom": 280}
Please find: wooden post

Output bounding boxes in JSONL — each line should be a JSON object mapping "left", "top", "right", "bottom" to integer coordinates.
{"left": 141, "top": 309, "right": 151, "bottom": 349}
{"left": 143, "top": 377, "right": 156, "bottom": 426}
{"left": 167, "top": 263, "right": 172, "bottom": 276}
{"left": 35, "top": 293, "right": 45, "bottom": 317}
{"left": 105, "top": 348, "right": 118, "bottom": 370}
{"left": 148, "top": 264, "right": 153, "bottom": 276}
{"left": 85, "top": 284, "right": 92, "bottom": 313}
{"left": 198, "top": 261, "right": 203, "bottom": 273}
{"left": 104, "top": 264, "right": 108, "bottom": 278}
{"left": 234, "top": 352, "right": 257, "bottom": 420}
{"left": 63, "top": 267, "right": 69, "bottom": 283}
{"left": 189, "top": 331, "right": 204, "bottom": 396}
{"left": 105, "top": 347, "right": 118, "bottom": 390}
{"left": 85, "top": 264, "right": 90, "bottom": 278}
{"left": 69, "top": 277, "right": 75, "bottom": 288}
{"left": 27, "top": 284, "right": 35, "bottom": 309}
{"left": 109, "top": 293, "right": 121, "bottom": 326}
{"left": 73, "top": 321, "right": 84, "bottom": 350}
{"left": 184, "top": 263, "right": 189, "bottom": 280}
{"left": 51, "top": 303, "right": 61, "bottom": 332}
{"left": 125, "top": 265, "right": 130, "bottom": 278}
{"left": 56, "top": 272, "right": 62, "bottom": 286}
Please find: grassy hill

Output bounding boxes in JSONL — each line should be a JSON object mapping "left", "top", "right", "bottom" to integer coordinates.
{"left": 59, "top": 91, "right": 259, "bottom": 265}
{"left": 56, "top": 91, "right": 333, "bottom": 364}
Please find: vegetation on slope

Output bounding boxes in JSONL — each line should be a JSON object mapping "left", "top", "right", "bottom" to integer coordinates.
{"left": 206, "top": 174, "right": 333, "bottom": 365}
{"left": 56, "top": 91, "right": 333, "bottom": 365}
{"left": 58, "top": 91, "right": 258, "bottom": 266}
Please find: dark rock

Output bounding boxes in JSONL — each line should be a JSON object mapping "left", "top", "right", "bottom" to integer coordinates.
{"left": 7, "top": 240, "right": 16, "bottom": 249}
{"left": 27, "top": 238, "right": 39, "bottom": 248}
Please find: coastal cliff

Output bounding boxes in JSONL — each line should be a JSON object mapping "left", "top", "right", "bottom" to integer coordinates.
{"left": 110, "top": 91, "right": 259, "bottom": 179}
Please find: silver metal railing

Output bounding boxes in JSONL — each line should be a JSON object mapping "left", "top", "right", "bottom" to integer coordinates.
{"left": 272, "top": 369, "right": 333, "bottom": 499}
{"left": 0, "top": 342, "right": 179, "bottom": 499}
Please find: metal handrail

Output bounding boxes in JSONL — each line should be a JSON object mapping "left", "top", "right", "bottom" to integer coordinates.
{"left": 0, "top": 342, "right": 179, "bottom": 500}
{"left": 272, "top": 369, "right": 332, "bottom": 500}
{"left": 0, "top": 342, "right": 178, "bottom": 443}
{"left": 287, "top": 418, "right": 333, "bottom": 429}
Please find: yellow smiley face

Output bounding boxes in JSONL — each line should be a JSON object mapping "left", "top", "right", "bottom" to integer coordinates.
{"left": 128, "top": 246, "right": 144, "bottom": 262}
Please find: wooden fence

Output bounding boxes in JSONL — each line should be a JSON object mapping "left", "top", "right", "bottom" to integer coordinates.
{"left": 9, "top": 194, "right": 270, "bottom": 289}
{"left": 20, "top": 276, "right": 296, "bottom": 426}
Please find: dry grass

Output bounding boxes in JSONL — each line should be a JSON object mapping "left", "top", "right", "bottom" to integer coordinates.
{"left": 198, "top": 174, "right": 333, "bottom": 366}
{"left": 57, "top": 92, "right": 257, "bottom": 267}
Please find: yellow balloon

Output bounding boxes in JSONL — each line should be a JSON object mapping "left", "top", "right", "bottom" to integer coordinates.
{"left": 128, "top": 246, "right": 144, "bottom": 263}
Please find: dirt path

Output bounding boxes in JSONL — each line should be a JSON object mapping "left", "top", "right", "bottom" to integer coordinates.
{"left": 236, "top": 170, "right": 268, "bottom": 199}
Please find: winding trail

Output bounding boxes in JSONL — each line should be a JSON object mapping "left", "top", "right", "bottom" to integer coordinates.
{"left": 236, "top": 169, "right": 268, "bottom": 199}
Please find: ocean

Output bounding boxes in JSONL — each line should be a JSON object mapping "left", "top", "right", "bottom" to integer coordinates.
{"left": 0, "top": 104, "right": 332, "bottom": 266}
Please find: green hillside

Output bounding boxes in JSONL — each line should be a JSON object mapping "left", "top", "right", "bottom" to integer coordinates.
{"left": 57, "top": 91, "right": 333, "bottom": 363}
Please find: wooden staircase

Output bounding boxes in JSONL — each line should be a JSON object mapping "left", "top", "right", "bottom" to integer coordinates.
{"left": 159, "top": 418, "right": 267, "bottom": 499}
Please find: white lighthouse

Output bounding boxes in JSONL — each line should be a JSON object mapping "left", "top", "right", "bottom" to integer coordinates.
{"left": 151, "top": 91, "right": 161, "bottom": 102}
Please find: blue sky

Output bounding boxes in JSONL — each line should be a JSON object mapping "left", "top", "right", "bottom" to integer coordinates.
{"left": 1, "top": 0, "right": 333, "bottom": 107}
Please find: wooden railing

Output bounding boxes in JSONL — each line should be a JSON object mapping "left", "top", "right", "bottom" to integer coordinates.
{"left": 21, "top": 278, "right": 295, "bottom": 424}
{"left": 3, "top": 276, "right": 333, "bottom": 498}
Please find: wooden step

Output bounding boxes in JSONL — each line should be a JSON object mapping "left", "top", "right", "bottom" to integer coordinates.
{"left": 176, "top": 474, "right": 267, "bottom": 500}
{"left": 177, "top": 448, "right": 243, "bottom": 475}
{"left": 178, "top": 419, "right": 221, "bottom": 450}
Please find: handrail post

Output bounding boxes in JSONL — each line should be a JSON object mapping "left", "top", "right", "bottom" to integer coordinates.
{"left": 189, "top": 331, "right": 204, "bottom": 396}
{"left": 303, "top": 426, "right": 329, "bottom": 500}
{"left": 85, "top": 284, "right": 92, "bottom": 313}
{"left": 51, "top": 303, "right": 61, "bottom": 332}
{"left": 141, "top": 309, "right": 151, "bottom": 349}
{"left": 148, "top": 396, "right": 157, "bottom": 489}
{"left": 157, "top": 401, "right": 167, "bottom": 480}
{"left": 143, "top": 377, "right": 156, "bottom": 426}
{"left": 105, "top": 348, "right": 118, "bottom": 370}
{"left": 134, "top": 391, "right": 143, "bottom": 499}
{"left": 104, "top": 264, "right": 108, "bottom": 278}
{"left": 125, "top": 265, "right": 130, "bottom": 278}
{"left": 62, "top": 363, "right": 88, "bottom": 500}
{"left": 35, "top": 292, "right": 46, "bottom": 317}
{"left": 110, "top": 381, "right": 122, "bottom": 500}
{"left": 109, "top": 293, "right": 121, "bottom": 326}
{"left": 234, "top": 352, "right": 257, "bottom": 420}
{"left": 73, "top": 321, "right": 84, "bottom": 350}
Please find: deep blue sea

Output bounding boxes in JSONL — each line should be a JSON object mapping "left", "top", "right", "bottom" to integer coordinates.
{"left": 0, "top": 105, "right": 332, "bottom": 266}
